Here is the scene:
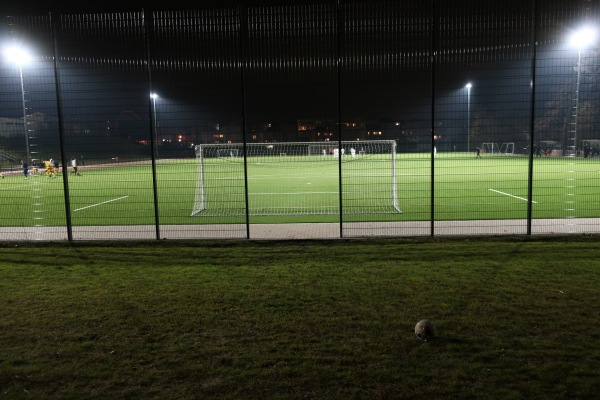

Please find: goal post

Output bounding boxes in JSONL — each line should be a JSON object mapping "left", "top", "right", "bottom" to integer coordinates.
{"left": 500, "top": 142, "right": 514, "bottom": 155}
{"left": 191, "top": 140, "right": 402, "bottom": 217}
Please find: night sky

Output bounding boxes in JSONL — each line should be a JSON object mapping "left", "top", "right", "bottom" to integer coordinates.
{"left": 2, "top": 0, "right": 314, "bottom": 16}
{"left": 2, "top": 1, "right": 596, "bottom": 152}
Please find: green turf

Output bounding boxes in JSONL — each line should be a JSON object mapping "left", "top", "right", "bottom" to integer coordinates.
{"left": 1, "top": 153, "right": 599, "bottom": 227}
{"left": 1, "top": 236, "right": 599, "bottom": 399}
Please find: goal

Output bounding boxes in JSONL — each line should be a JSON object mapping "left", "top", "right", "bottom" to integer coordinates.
{"left": 482, "top": 142, "right": 500, "bottom": 154}
{"left": 191, "top": 140, "right": 402, "bottom": 216}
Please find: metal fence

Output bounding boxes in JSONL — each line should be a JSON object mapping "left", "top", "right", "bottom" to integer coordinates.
{"left": 0, "top": 0, "right": 599, "bottom": 241}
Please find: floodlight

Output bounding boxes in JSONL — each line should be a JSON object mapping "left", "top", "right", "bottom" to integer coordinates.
{"left": 4, "top": 45, "right": 32, "bottom": 65}
{"left": 569, "top": 27, "right": 597, "bottom": 49}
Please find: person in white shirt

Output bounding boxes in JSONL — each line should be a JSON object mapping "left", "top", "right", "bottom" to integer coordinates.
{"left": 71, "top": 157, "right": 80, "bottom": 175}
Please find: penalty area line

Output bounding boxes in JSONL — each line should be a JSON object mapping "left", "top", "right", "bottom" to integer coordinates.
{"left": 74, "top": 196, "right": 129, "bottom": 212}
{"left": 489, "top": 189, "right": 537, "bottom": 204}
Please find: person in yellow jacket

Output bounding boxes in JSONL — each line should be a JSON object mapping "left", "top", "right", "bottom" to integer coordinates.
{"left": 45, "top": 160, "right": 55, "bottom": 178}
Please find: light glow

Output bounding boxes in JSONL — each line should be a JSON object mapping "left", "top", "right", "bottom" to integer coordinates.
{"left": 569, "top": 27, "right": 597, "bottom": 49}
{"left": 4, "top": 45, "right": 32, "bottom": 65}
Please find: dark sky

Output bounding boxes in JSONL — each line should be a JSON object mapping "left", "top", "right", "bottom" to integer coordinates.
{"left": 2, "top": 1, "right": 187, "bottom": 15}
{"left": 2, "top": 0, "right": 311, "bottom": 16}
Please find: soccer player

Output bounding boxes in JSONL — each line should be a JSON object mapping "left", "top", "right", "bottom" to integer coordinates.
{"left": 350, "top": 147, "right": 356, "bottom": 158}
{"left": 21, "top": 160, "right": 28, "bottom": 179}
{"left": 51, "top": 159, "right": 59, "bottom": 176}
{"left": 45, "top": 159, "right": 55, "bottom": 178}
{"left": 71, "top": 157, "right": 80, "bottom": 175}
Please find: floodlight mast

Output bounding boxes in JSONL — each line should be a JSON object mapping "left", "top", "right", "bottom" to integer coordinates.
{"left": 466, "top": 82, "right": 472, "bottom": 153}
{"left": 568, "top": 27, "right": 597, "bottom": 156}
{"left": 5, "top": 46, "right": 32, "bottom": 163}
{"left": 151, "top": 93, "right": 159, "bottom": 158}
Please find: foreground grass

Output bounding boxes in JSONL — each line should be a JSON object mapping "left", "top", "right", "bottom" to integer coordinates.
{"left": 1, "top": 236, "right": 600, "bottom": 399}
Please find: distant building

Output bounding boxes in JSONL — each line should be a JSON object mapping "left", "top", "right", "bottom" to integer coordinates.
{"left": 0, "top": 117, "right": 25, "bottom": 138}
{"left": 298, "top": 119, "right": 368, "bottom": 141}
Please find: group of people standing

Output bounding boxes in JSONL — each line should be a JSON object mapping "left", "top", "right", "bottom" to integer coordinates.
{"left": 532, "top": 145, "right": 550, "bottom": 157}
{"left": 322, "top": 147, "right": 357, "bottom": 158}
{"left": 20, "top": 157, "right": 81, "bottom": 179}
{"left": 583, "top": 142, "right": 599, "bottom": 158}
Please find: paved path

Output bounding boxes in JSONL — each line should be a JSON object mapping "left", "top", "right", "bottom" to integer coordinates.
{"left": 0, "top": 218, "right": 598, "bottom": 241}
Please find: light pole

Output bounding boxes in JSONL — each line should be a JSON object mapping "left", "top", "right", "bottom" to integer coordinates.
{"left": 4, "top": 45, "right": 32, "bottom": 163}
{"left": 568, "top": 27, "right": 596, "bottom": 156}
{"left": 465, "top": 82, "right": 472, "bottom": 153}
{"left": 150, "top": 93, "right": 159, "bottom": 158}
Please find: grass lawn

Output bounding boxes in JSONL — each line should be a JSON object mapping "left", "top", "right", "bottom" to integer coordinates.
{"left": 1, "top": 235, "right": 599, "bottom": 399}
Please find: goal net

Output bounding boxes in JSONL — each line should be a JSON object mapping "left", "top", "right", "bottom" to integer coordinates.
{"left": 500, "top": 142, "right": 514, "bottom": 155}
{"left": 191, "top": 140, "right": 402, "bottom": 216}
{"left": 217, "top": 148, "right": 239, "bottom": 158}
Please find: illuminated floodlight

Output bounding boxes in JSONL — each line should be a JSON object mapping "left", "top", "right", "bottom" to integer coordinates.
{"left": 150, "top": 92, "right": 158, "bottom": 99}
{"left": 569, "top": 27, "right": 597, "bottom": 49}
{"left": 4, "top": 45, "right": 32, "bottom": 65}
{"left": 465, "top": 82, "right": 472, "bottom": 89}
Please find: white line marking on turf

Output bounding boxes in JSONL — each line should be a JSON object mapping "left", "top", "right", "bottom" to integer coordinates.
{"left": 489, "top": 189, "right": 537, "bottom": 203}
{"left": 74, "top": 196, "right": 129, "bottom": 212}
{"left": 1, "top": 181, "right": 49, "bottom": 190}
{"left": 252, "top": 192, "right": 338, "bottom": 195}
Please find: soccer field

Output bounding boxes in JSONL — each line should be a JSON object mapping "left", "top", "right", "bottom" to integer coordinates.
{"left": 1, "top": 153, "right": 599, "bottom": 228}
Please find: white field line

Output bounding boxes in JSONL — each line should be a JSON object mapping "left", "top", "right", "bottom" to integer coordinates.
{"left": 489, "top": 189, "right": 537, "bottom": 204}
{"left": 73, "top": 196, "right": 129, "bottom": 212}
{"left": 0, "top": 181, "right": 49, "bottom": 190}
{"left": 251, "top": 191, "right": 338, "bottom": 195}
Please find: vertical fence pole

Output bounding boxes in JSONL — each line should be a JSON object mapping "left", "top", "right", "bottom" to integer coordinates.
{"left": 429, "top": 0, "right": 438, "bottom": 237}
{"left": 239, "top": 5, "right": 251, "bottom": 239}
{"left": 527, "top": 0, "right": 538, "bottom": 235}
{"left": 51, "top": 12, "right": 73, "bottom": 241}
{"left": 336, "top": 0, "right": 344, "bottom": 238}
{"left": 143, "top": 9, "right": 161, "bottom": 240}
